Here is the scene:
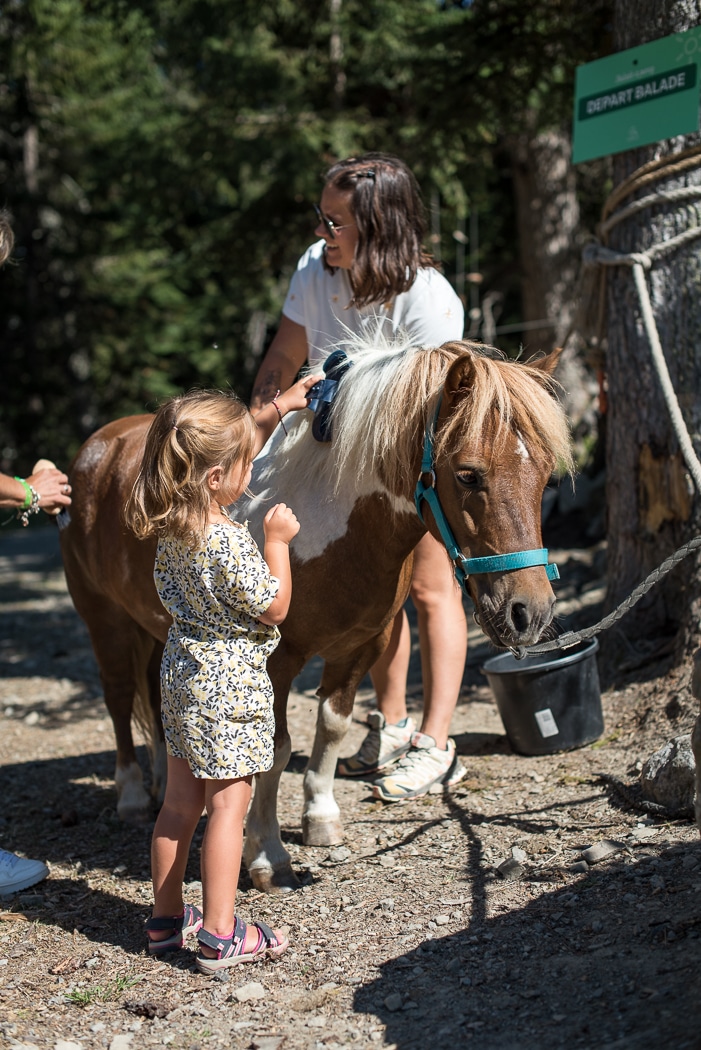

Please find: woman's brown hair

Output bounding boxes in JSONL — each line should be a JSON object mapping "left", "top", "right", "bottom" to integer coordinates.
{"left": 127, "top": 389, "right": 257, "bottom": 548}
{"left": 323, "top": 152, "right": 437, "bottom": 308}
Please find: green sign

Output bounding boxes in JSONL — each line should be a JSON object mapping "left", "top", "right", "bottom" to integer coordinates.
{"left": 572, "top": 27, "right": 701, "bottom": 164}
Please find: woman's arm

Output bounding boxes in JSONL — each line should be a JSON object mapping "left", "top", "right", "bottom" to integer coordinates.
{"left": 0, "top": 467, "right": 71, "bottom": 512}
{"left": 249, "top": 315, "right": 310, "bottom": 411}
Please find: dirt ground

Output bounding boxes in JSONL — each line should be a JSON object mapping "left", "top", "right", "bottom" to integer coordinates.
{"left": 1, "top": 520, "right": 700, "bottom": 1050}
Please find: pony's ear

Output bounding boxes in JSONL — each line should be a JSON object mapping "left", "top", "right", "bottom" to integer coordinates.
{"left": 527, "top": 347, "right": 562, "bottom": 376}
{"left": 444, "top": 353, "right": 477, "bottom": 403}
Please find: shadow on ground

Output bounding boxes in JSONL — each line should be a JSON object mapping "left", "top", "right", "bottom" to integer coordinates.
{"left": 355, "top": 820, "right": 701, "bottom": 1050}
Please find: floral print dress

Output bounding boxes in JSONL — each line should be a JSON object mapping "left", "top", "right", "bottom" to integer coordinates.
{"left": 154, "top": 520, "right": 280, "bottom": 779}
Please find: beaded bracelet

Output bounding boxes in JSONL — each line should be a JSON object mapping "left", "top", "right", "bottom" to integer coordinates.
{"left": 14, "top": 477, "right": 41, "bottom": 527}
{"left": 271, "top": 390, "right": 288, "bottom": 435}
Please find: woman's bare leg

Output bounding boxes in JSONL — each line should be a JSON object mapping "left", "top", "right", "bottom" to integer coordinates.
{"left": 409, "top": 532, "right": 467, "bottom": 749}
{"left": 368, "top": 607, "right": 411, "bottom": 724}
{"left": 370, "top": 532, "right": 466, "bottom": 745}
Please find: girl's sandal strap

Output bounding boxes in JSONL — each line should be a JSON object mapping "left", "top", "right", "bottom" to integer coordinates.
{"left": 197, "top": 915, "right": 247, "bottom": 957}
{"left": 251, "top": 920, "right": 277, "bottom": 948}
{"left": 146, "top": 916, "right": 181, "bottom": 933}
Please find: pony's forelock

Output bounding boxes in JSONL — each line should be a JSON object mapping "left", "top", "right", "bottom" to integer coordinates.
{"left": 435, "top": 354, "right": 574, "bottom": 477}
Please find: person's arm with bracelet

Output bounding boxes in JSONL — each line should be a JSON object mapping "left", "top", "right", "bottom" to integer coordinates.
{"left": 0, "top": 466, "right": 71, "bottom": 520}
{"left": 249, "top": 316, "right": 310, "bottom": 411}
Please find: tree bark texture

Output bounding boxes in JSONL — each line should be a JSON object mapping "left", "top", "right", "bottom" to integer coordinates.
{"left": 604, "top": 0, "right": 701, "bottom": 670}
{"left": 508, "top": 126, "right": 597, "bottom": 436}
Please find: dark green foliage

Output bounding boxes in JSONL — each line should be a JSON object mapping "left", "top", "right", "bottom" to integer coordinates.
{"left": 0, "top": 0, "right": 611, "bottom": 474}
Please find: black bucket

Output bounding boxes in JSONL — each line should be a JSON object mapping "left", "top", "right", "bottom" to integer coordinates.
{"left": 480, "top": 638, "right": 603, "bottom": 756}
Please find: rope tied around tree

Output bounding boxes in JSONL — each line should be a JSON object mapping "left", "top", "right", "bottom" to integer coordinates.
{"left": 519, "top": 147, "right": 701, "bottom": 658}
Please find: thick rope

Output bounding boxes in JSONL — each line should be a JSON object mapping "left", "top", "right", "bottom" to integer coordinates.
{"left": 519, "top": 152, "right": 701, "bottom": 658}
{"left": 631, "top": 260, "right": 701, "bottom": 494}
{"left": 518, "top": 535, "right": 701, "bottom": 656}
{"left": 601, "top": 143, "right": 701, "bottom": 221}
{"left": 599, "top": 185, "right": 701, "bottom": 236}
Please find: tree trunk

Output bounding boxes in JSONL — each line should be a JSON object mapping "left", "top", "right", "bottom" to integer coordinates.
{"left": 604, "top": 0, "right": 701, "bottom": 672}
{"left": 508, "top": 125, "right": 597, "bottom": 436}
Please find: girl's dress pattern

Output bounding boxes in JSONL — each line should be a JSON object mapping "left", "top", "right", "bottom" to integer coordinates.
{"left": 154, "top": 521, "right": 280, "bottom": 779}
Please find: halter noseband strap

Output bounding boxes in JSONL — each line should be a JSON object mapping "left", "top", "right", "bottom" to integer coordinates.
{"left": 414, "top": 401, "right": 559, "bottom": 596}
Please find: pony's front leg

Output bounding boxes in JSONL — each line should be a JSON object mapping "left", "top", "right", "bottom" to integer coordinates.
{"left": 303, "top": 639, "right": 393, "bottom": 846}
{"left": 91, "top": 621, "right": 154, "bottom": 825}
{"left": 302, "top": 693, "right": 355, "bottom": 846}
{"left": 244, "top": 729, "right": 301, "bottom": 893}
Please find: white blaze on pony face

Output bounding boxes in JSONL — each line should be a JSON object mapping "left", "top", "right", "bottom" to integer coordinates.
{"left": 238, "top": 412, "right": 414, "bottom": 562}
{"left": 515, "top": 432, "right": 530, "bottom": 460}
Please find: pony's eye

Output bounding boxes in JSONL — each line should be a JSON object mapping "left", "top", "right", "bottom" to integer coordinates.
{"left": 456, "top": 468, "right": 481, "bottom": 489}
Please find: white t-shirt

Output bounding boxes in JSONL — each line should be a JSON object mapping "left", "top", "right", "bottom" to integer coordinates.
{"left": 282, "top": 240, "right": 464, "bottom": 369}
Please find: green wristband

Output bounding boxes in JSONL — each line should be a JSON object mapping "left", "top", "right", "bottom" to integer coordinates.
{"left": 13, "top": 477, "right": 32, "bottom": 509}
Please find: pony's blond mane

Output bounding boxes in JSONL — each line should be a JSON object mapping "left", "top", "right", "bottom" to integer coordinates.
{"left": 262, "top": 329, "right": 573, "bottom": 497}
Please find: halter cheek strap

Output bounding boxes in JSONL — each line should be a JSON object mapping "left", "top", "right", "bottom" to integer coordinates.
{"left": 414, "top": 401, "right": 559, "bottom": 596}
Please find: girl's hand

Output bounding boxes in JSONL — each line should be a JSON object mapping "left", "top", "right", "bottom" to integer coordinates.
{"left": 275, "top": 374, "right": 323, "bottom": 415}
{"left": 263, "top": 503, "right": 300, "bottom": 545}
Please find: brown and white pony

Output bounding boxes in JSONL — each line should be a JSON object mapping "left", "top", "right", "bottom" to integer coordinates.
{"left": 59, "top": 336, "right": 572, "bottom": 892}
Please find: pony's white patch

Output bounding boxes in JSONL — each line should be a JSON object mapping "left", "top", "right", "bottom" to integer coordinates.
{"left": 239, "top": 405, "right": 414, "bottom": 562}
{"left": 114, "top": 760, "right": 150, "bottom": 818}
{"left": 515, "top": 432, "right": 530, "bottom": 460}
{"left": 302, "top": 784, "right": 342, "bottom": 824}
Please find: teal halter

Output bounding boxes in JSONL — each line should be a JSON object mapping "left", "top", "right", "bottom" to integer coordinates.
{"left": 414, "top": 402, "right": 559, "bottom": 596}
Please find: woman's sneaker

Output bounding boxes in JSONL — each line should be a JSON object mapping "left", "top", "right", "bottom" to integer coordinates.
{"left": 0, "top": 850, "right": 49, "bottom": 896}
{"left": 337, "top": 712, "right": 415, "bottom": 777}
{"left": 372, "top": 731, "right": 464, "bottom": 801}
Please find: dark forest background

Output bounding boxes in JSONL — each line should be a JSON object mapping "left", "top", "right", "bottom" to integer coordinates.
{"left": 0, "top": 0, "right": 613, "bottom": 476}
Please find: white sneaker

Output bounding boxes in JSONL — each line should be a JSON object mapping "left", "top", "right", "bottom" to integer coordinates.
{"left": 0, "top": 849, "right": 49, "bottom": 896}
{"left": 372, "top": 731, "right": 463, "bottom": 801}
{"left": 337, "top": 712, "right": 416, "bottom": 777}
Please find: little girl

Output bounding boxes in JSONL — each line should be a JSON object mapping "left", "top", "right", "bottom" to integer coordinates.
{"left": 127, "top": 375, "right": 318, "bottom": 973}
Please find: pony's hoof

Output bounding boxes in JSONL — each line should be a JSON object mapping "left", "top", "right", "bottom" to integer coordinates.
{"left": 249, "top": 865, "right": 302, "bottom": 894}
{"left": 302, "top": 817, "right": 344, "bottom": 847}
{"left": 117, "top": 803, "right": 153, "bottom": 826}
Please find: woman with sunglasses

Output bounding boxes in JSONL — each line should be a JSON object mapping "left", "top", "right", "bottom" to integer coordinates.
{"left": 249, "top": 152, "right": 467, "bottom": 802}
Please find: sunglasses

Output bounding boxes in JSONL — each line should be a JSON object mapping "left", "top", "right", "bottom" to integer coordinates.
{"left": 313, "top": 203, "right": 356, "bottom": 239}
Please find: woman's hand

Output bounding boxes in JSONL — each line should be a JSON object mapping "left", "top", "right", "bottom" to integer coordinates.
{"left": 27, "top": 461, "right": 72, "bottom": 514}
{"left": 0, "top": 459, "right": 71, "bottom": 514}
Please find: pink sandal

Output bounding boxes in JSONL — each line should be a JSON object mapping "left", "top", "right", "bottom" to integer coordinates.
{"left": 146, "top": 903, "right": 203, "bottom": 956}
{"left": 195, "top": 915, "right": 289, "bottom": 973}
